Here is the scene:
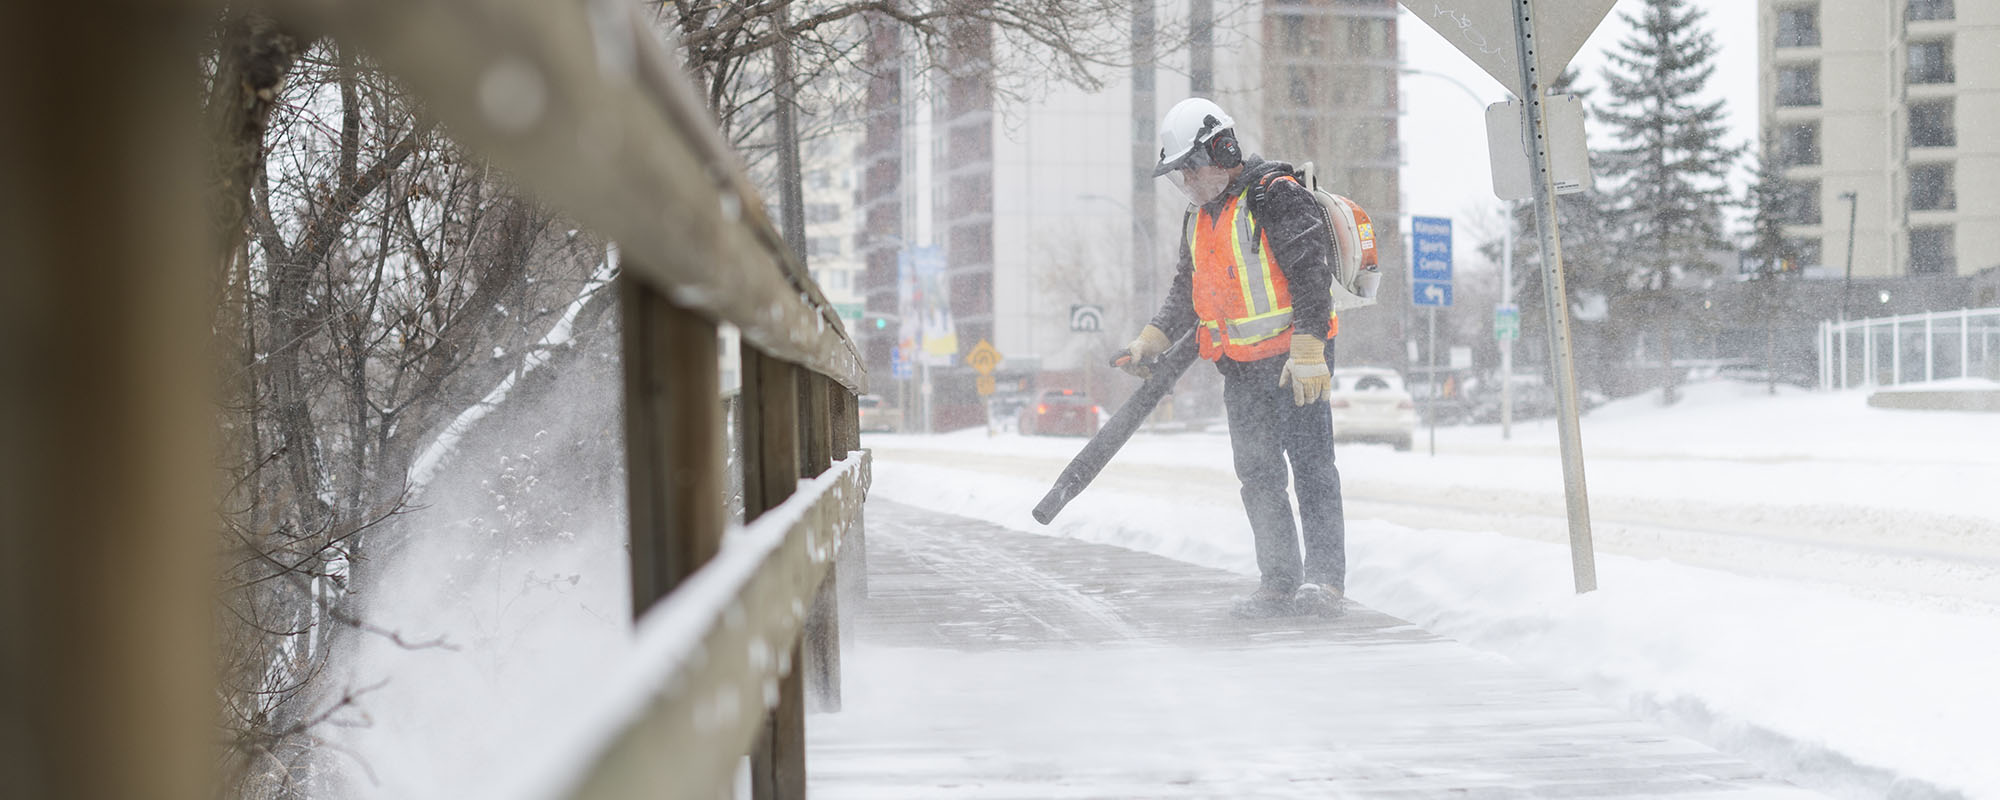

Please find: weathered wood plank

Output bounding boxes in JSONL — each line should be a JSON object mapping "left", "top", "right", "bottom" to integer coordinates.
{"left": 750, "top": 359, "right": 809, "bottom": 798}
{"left": 0, "top": 3, "right": 217, "bottom": 798}
{"left": 620, "top": 278, "right": 726, "bottom": 615}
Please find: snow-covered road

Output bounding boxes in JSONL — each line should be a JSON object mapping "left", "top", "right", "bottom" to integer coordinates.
{"left": 862, "top": 379, "right": 2000, "bottom": 799}
{"left": 867, "top": 379, "right": 2000, "bottom": 614}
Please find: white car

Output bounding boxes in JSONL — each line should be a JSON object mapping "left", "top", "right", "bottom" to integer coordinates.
{"left": 1329, "top": 367, "right": 1417, "bottom": 451}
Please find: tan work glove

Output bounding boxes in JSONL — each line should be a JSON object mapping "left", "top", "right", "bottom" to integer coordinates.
{"left": 1116, "top": 325, "right": 1171, "bottom": 378}
{"left": 1277, "top": 333, "right": 1332, "bottom": 405}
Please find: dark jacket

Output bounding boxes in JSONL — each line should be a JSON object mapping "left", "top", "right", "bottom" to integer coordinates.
{"left": 1148, "top": 156, "right": 1335, "bottom": 345}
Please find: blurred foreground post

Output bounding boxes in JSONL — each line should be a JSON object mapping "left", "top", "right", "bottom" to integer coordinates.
{"left": 1, "top": 3, "right": 217, "bottom": 798}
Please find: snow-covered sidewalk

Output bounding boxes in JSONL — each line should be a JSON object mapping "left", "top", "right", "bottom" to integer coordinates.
{"left": 813, "top": 500, "right": 1822, "bottom": 799}
{"left": 861, "top": 380, "right": 2000, "bottom": 799}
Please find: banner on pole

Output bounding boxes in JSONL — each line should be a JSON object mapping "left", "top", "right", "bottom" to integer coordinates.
{"left": 899, "top": 245, "right": 958, "bottom": 365}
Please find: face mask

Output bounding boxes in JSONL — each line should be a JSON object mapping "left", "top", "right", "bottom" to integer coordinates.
{"left": 1167, "top": 165, "right": 1233, "bottom": 206}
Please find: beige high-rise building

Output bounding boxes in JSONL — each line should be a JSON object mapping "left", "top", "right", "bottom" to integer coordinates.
{"left": 1761, "top": 0, "right": 1999, "bottom": 279}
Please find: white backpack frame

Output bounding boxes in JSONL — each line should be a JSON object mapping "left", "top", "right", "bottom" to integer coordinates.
{"left": 1299, "top": 162, "right": 1382, "bottom": 312}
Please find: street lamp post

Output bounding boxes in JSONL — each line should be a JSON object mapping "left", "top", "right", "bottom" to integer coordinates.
{"left": 1401, "top": 66, "right": 1515, "bottom": 438}
{"left": 867, "top": 233, "right": 930, "bottom": 433}
{"left": 1840, "top": 190, "right": 1858, "bottom": 322}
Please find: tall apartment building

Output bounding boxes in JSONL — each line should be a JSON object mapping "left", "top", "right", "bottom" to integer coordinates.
{"left": 858, "top": 0, "right": 1403, "bottom": 429}
{"left": 1260, "top": 0, "right": 1403, "bottom": 367}
{"left": 1762, "top": 0, "right": 1999, "bottom": 281}
{"left": 803, "top": 131, "right": 867, "bottom": 329}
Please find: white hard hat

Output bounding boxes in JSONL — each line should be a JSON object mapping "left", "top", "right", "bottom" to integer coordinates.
{"left": 1154, "top": 97, "right": 1237, "bottom": 177}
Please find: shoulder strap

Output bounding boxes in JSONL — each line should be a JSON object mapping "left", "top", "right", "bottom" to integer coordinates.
{"left": 1246, "top": 172, "right": 1299, "bottom": 255}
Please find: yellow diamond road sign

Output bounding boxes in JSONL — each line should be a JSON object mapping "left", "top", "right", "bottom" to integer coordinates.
{"left": 967, "top": 339, "right": 1002, "bottom": 376}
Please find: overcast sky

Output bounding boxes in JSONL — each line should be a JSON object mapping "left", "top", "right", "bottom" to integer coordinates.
{"left": 1397, "top": 0, "right": 1760, "bottom": 273}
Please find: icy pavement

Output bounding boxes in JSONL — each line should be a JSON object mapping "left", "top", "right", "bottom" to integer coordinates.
{"left": 808, "top": 499, "right": 1824, "bottom": 799}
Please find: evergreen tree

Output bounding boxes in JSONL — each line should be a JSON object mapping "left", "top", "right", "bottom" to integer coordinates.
{"left": 1740, "top": 134, "right": 1800, "bottom": 394}
{"left": 1596, "top": 0, "right": 1742, "bottom": 404}
{"left": 1741, "top": 134, "right": 1798, "bottom": 278}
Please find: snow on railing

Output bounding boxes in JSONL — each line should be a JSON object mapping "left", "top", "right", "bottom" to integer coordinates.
{"left": 510, "top": 451, "right": 871, "bottom": 800}
{"left": 1819, "top": 307, "right": 2000, "bottom": 391}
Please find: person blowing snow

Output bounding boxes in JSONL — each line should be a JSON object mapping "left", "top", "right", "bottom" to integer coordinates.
{"left": 1120, "top": 97, "right": 1347, "bottom": 619}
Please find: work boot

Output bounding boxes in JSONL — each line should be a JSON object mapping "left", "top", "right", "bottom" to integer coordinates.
{"left": 1230, "top": 584, "right": 1296, "bottom": 619}
{"left": 1292, "top": 583, "right": 1344, "bottom": 618}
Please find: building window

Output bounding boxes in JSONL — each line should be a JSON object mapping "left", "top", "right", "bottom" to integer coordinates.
{"left": 812, "top": 269, "right": 849, "bottom": 292}
{"left": 1778, "top": 122, "right": 1820, "bottom": 166}
{"left": 1909, "top": 226, "right": 1954, "bottom": 274}
{"left": 1776, "top": 5, "right": 1819, "bottom": 48}
{"left": 807, "top": 236, "right": 841, "bottom": 259}
{"left": 1347, "top": 18, "right": 1390, "bottom": 56}
{"left": 1907, "top": 0, "right": 1953, "bottom": 21}
{"left": 1909, "top": 101, "right": 1955, "bottom": 147}
{"left": 806, "top": 202, "right": 842, "bottom": 224}
{"left": 1908, "top": 163, "right": 1955, "bottom": 211}
{"left": 1777, "top": 64, "right": 1820, "bottom": 106}
{"left": 1908, "top": 39, "right": 1953, "bottom": 84}
{"left": 808, "top": 170, "right": 832, "bottom": 190}
{"left": 1288, "top": 65, "right": 1310, "bottom": 105}
{"left": 1293, "top": 117, "right": 1318, "bottom": 154}
{"left": 1786, "top": 179, "right": 1822, "bottom": 224}
{"left": 1784, "top": 237, "right": 1822, "bottom": 269}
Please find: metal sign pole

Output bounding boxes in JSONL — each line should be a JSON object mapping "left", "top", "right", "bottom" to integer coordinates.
{"left": 1513, "top": 0, "right": 1597, "bottom": 592}
{"left": 1500, "top": 205, "right": 1514, "bottom": 440}
{"left": 1427, "top": 307, "right": 1438, "bottom": 456}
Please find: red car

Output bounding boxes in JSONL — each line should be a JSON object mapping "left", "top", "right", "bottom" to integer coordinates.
{"left": 1018, "top": 389, "right": 1102, "bottom": 437}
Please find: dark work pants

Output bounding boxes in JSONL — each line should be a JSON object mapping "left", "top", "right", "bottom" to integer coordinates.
{"left": 1217, "top": 346, "right": 1346, "bottom": 593}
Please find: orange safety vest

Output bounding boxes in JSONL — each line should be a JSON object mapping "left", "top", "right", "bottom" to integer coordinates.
{"left": 1187, "top": 180, "right": 1338, "bottom": 362}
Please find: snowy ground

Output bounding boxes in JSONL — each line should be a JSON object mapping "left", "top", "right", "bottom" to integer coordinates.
{"left": 861, "top": 378, "right": 2000, "bottom": 799}
{"left": 329, "top": 377, "right": 1998, "bottom": 798}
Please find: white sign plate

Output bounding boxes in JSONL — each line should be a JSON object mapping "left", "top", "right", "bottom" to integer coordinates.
{"left": 1398, "top": 0, "right": 1619, "bottom": 95}
{"left": 1485, "top": 94, "right": 1593, "bottom": 201}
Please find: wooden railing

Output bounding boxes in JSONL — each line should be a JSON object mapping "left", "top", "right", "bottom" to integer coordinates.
{"left": 2, "top": 1, "right": 867, "bottom": 798}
